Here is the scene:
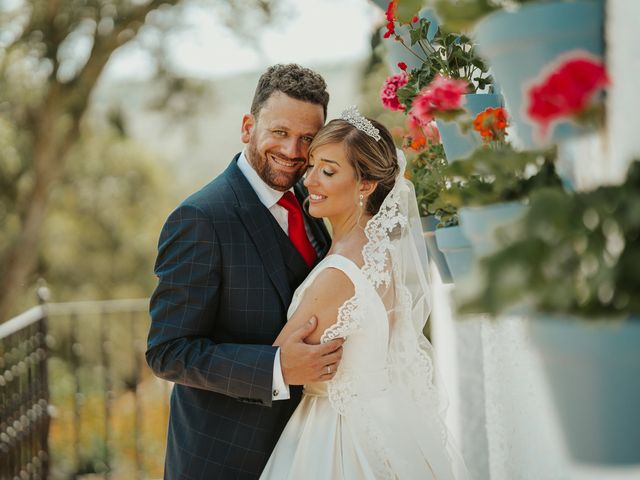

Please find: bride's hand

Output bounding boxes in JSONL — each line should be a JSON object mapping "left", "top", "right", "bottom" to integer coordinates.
{"left": 279, "top": 316, "right": 344, "bottom": 385}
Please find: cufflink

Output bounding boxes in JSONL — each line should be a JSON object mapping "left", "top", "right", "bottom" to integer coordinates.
{"left": 272, "top": 389, "right": 280, "bottom": 397}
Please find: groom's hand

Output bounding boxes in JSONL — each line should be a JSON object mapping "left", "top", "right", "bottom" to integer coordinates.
{"left": 280, "top": 316, "right": 344, "bottom": 385}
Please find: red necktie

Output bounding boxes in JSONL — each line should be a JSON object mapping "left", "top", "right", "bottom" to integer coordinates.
{"left": 277, "top": 191, "right": 317, "bottom": 267}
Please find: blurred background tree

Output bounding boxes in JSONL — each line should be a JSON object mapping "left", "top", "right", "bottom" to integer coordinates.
{"left": 0, "top": 0, "right": 278, "bottom": 321}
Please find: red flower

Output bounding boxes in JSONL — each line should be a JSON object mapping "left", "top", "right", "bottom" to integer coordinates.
{"left": 473, "top": 107, "right": 508, "bottom": 143}
{"left": 412, "top": 15, "right": 419, "bottom": 23}
{"left": 397, "top": 62, "right": 407, "bottom": 71}
{"left": 383, "top": 1, "right": 397, "bottom": 38}
{"left": 383, "top": 21, "right": 395, "bottom": 38}
{"left": 380, "top": 73, "right": 409, "bottom": 111}
{"left": 526, "top": 55, "right": 609, "bottom": 137}
{"left": 385, "top": 0, "right": 397, "bottom": 22}
{"left": 409, "top": 75, "right": 468, "bottom": 124}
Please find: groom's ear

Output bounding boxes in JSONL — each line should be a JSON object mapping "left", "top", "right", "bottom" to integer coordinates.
{"left": 241, "top": 114, "right": 255, "bottom": 144}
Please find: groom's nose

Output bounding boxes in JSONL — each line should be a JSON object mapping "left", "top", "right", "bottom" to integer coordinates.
{"left": 281, "top": 137, "right": 303, "bottom": 160}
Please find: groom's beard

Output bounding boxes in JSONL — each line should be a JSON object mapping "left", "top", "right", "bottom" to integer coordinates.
{"left": 246, "top": 140, "right": 306, "bottom": 192}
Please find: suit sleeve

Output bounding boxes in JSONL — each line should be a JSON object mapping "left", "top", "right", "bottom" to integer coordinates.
{"left": 146, "top": 203, "right": 277, "bottom": 406}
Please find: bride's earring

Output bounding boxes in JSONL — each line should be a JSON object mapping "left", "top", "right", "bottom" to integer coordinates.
{"left": 359, "top": 194, "right": 364, "bottom": 207}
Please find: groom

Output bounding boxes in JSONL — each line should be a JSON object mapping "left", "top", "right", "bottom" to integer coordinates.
{"left": 147, "top": 64, "right": 342, "bottom": 479}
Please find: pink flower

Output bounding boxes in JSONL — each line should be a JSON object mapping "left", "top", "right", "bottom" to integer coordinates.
{"left": 404, "top": 115, "right": 440, "bottom": 152}
{"left": 422, "top": 120, "right": 441, "bottom": 145}
{"left": 409, "top": 75, "right": 468, "bottom": 124}
{"left": 526, "top": 56, "right": 609, "bottom": 137}
{"left": 380, "top": 73, "right": 409, "bottom": 111}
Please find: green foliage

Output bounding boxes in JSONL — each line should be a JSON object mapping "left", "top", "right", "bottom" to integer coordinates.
{"left": 442, "top": 145, "right": 562, "bottom": 207}
{"left": 395, "top": 21, "right": 492, "bottom": 110}
{"left": 40, "top": 129, "right": 177, "bottom": 302}
{"left": 395, "top": 0, "right": 428, "bottom": 23}
{"left": 407, "top": 143, "right": 458, "bottom": 225}
{"left": 460, "top": 160, "right": 640, "bottom": 318}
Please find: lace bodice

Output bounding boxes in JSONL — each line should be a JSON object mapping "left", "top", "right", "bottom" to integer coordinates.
{"left": 287, "top": 255, "right": 392, "bottom": 402}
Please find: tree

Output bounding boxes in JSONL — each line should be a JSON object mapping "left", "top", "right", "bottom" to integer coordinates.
{"left": 0, "top": 0, "right": 276, "bottom": 321}
{"left": 41, "top": 127, "right": 177, "bottom": 302}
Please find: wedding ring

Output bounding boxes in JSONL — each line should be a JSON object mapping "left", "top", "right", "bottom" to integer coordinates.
{"left": 327, "top": 365, "right": 331, "bottom": 375}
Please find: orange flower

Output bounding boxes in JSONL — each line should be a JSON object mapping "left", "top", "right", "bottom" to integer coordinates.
{"left": 473, "top": 107, "right": 508, "bottom": 143}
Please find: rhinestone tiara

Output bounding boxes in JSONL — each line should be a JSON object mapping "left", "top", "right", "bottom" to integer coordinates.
{"left": 340, "top": 105, "right": 381, "bottom": 141}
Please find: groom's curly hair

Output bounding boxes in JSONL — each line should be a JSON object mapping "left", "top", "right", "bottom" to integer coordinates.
{"left": 251, "top": 64, "right": 329, "bottom": 119}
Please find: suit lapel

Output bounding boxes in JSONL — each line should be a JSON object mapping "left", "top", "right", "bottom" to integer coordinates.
{"left": 224, "top": 158, "right": 291, "bottom": 309}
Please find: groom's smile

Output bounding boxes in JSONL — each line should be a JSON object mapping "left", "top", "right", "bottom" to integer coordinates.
{"left": 269, "top": 152, "right": 303, "bottom": 170}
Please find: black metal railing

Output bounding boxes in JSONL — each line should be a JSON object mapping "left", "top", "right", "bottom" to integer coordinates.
{"left": 0, "top": 303, "right": 50, "bottom": 480}
{"left": 1, "top": 297, "right": 170, "bottom": 479}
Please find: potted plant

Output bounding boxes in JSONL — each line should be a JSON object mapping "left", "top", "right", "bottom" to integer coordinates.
{"left": 433, "top": 0, "right": 606, "bottom": 148}
{"left": 393, "top": 115, "right": 475, "bottom": 284}
{"left": 458, "top": 160, "right": 640, "bottom": 465}
{"left": 379, "top": 2, "right": 499, "bottom": 161}
{"left": 401, "top": 118, "right": 460, "bottom": 284}
{"left": 442, "top": 106, "right": 562, "bottom": 257}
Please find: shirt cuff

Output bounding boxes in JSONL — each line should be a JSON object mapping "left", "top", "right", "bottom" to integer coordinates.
{"left": 272, "top": 348, "right": 290, "bottom": 401}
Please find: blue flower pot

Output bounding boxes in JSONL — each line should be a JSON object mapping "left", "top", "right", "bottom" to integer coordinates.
{"left": 434, "top": 225, "right": 473, "bottom": 283}
{"left": 473, "top": 0, "right": 604, "bottom": 148}
{"left": 421, "top": 216, "right": 453, "bottom": 284}
{"left": 435, "top": 93, "right": 503, "bottom": 162}
{"left": 459, "top": 201, "right": 527, "bottom": 258}
{"left": 529, "top": 315, "right": 640, "bottom": 465}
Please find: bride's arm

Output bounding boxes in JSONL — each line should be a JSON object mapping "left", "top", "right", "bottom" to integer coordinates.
{"left": 274, "top": 268, "right": 355, "bottom": 346}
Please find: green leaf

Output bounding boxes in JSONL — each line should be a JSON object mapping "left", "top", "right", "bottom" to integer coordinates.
{"left": 395, "top": 0, "right": 424, "bottom": 24}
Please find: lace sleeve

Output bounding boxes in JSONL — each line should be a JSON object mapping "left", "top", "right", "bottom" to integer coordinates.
{"left": 320, "top": 294, "right": 361, "bottom": 343}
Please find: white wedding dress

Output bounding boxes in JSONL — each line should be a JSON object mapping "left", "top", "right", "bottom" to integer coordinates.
{"left": 261, "top": 151, "right": 468, "bottom": 479}
{"left": 260, "top": 257, "right": 464, "bottom": 480}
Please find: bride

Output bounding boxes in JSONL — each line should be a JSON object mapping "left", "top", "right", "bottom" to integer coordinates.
{"left": 260, "top": 107, "right": 469, "bottom": 479}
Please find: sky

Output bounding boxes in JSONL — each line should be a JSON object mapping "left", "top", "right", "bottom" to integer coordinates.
{"left": 105, "top": 0, "right": 383, "bottom": 80}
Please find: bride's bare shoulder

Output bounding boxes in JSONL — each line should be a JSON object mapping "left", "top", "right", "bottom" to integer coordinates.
{"left": 282, "top": 266, "right": 356, "bottom": 344}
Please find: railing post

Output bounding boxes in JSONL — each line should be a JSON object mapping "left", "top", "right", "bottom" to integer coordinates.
{"left": 100, "top": 308, "right": 112, "bottom": 479}
{"left": 36, "top": 282, "right": 51, "bottom": 480}
{"left": 130, "top": 311, "right": 143, "bottom": 479}
{"left": 69, "top": 311, "right": 81, "bottom": 475}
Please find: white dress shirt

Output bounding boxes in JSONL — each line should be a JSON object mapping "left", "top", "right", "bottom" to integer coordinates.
{"left": 237, "top": 150, "right": 293, "bottom": 401}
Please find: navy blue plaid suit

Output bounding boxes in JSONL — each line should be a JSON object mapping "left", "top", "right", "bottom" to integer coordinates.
{"left": 147, "top": 155, "right": 331, "bottom": 479}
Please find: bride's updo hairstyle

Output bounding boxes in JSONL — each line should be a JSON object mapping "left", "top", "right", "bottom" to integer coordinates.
{"left": 308, "top": 117, "right": 399, "bottom": 216}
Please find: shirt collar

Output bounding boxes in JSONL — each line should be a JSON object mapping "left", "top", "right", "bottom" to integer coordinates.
{"left": 237, "top": 149, "right": 293, "bottom": 209}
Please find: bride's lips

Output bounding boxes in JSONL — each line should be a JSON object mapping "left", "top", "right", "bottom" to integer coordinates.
{"left": 308, "top": 192, "right": 327, "bottom": 203}
{"left": 269, "top": 153, "right": 303, "bottom": 171}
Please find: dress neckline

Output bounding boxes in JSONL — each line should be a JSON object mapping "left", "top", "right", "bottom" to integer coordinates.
{"left": 320, "top": 253, "right": 363, "bottom": 272}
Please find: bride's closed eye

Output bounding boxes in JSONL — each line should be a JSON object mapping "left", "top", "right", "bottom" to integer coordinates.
{"left": 306, "top": 164, "right": 335, "bottom": 177}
